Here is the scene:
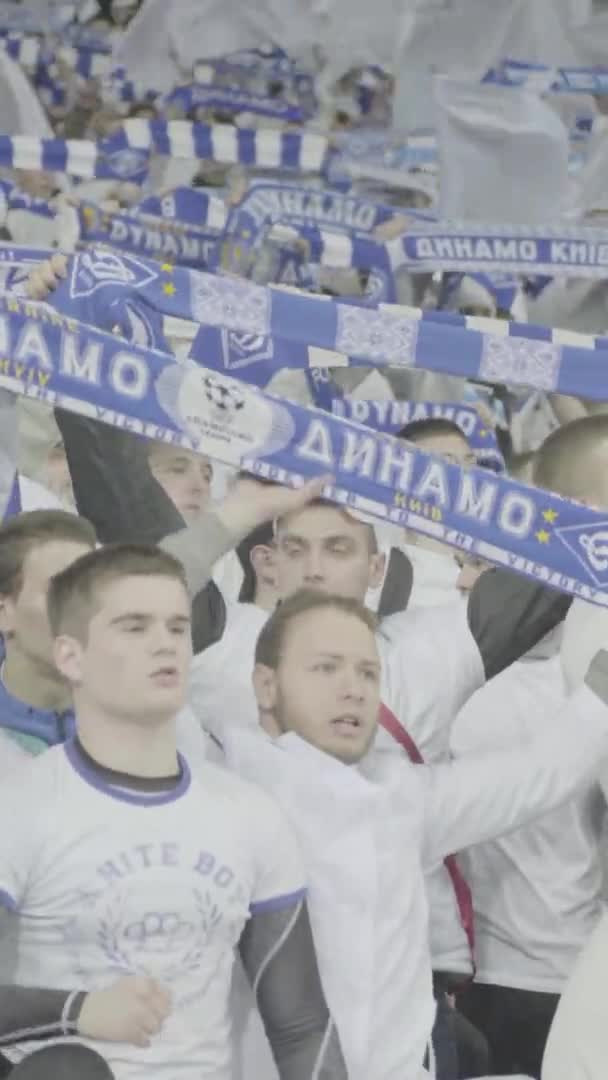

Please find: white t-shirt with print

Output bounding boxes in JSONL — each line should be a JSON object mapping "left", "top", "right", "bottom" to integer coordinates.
{"left": 0, "top": 744, "right": 305, "bottom": 1080}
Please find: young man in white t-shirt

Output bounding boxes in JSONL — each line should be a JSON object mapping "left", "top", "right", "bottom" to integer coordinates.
{"left": 0, "top": 544, "right": 347, "bottom": 1080}
{"left": 221, "top": 587, "right": 608, "bottom": 1079}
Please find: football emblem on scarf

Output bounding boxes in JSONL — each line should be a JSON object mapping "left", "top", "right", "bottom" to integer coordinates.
{"left": 202, "top": 374, "right": 246, "bottom": 421}
{"left": 154, "top": 365, "right": 296, "bottom": 464}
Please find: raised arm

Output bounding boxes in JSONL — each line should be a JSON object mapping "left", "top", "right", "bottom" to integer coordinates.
{"left": 379, "top": 566, "right": 572, "bottom": 760}
{"left": 421, "top": 649, "right": 608, "bottom": 867}
{"left": 54, "top": 409, "right": 229, "bottom": 654}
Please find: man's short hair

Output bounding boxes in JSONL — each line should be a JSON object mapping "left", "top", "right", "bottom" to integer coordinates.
{"left": 275, "top": 498, "right": 379, "bottom": 555}
{"left": 397, "top": 417, "right": 468, "bottom": 444}
{"left": 255, "top": 588, "right": 377, "bottom": 670}
{"left": 47, "top": 543, "right": 188, "bottom": 641}
{"left": 237, "top": 522, "right": 275, "bottom": 604}
{"left": 0, "top": 510, "right": 96, "bottom": 598}
{"left": 533, "top": 416, "right": 608, "bottom": 500}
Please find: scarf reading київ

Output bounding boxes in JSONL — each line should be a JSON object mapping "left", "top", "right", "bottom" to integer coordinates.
{"left": 280, "top": 219, "right": 608, "bottom": 280}
{"left": 2, "top": 293, "right": 608, "bottom": 604}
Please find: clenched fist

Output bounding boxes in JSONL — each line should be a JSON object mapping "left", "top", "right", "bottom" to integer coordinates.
{"left": 77, "top": 976, "right": 171, "bottom": 1048}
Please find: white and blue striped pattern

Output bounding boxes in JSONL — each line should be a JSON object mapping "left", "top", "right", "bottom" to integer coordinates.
{"left": 0, "top": 134, "right": 100, "bottom": 178}
{"left": 0, "top": 120, "right": 329, "bottom": 179}
{"left": 147, "top": 257, "right": 608, "bottom": 400}
{"left": 0, "top": 32, "right": 43, "bottom": 70}
{"left": 101, "top": 120, "right": 330, "bottom": 172}
{"left": 0, "top": 33, "right": 110, "bottom": 79}
{"left": 100, "top": 67, "right": 160, "bottom": 109}
{"left": 56, "top": 44, "right": 110, "bottom": 79}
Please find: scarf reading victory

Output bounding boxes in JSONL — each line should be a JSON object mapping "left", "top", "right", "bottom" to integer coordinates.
{"left": 3, "top": 293, "right": 608, "bottom": 605}
{"left": 50, "top": 249, "right": 608, "bottom": 402}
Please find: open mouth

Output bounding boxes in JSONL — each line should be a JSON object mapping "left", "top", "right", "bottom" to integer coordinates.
{"left": 331, "top": 715, "right": 362, "bottom": 734}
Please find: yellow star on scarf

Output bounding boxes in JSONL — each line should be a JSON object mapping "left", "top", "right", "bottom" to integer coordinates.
{"left": 542, "top": 508, "right": 558, "bottom": 523}
{"left": 478, "top": 428, "right": 488, "bottom": 437}
{"left": 82, "top": 206, "right": 96, "bottom": 221}
{"left": 161, "top": 262, "right": 174, "bottom": 273}
{"left": 162, "top": 282, "right": 176, "bottom": 296}
{"left": 535, "top": 529, "right": 550, "bottom": 544}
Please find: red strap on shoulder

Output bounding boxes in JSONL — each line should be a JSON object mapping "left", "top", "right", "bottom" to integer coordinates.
{"left": 378, "top": 703, "right": 475, "bottom": 968}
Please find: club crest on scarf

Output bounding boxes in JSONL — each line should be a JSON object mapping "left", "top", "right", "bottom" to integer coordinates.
{"left": 219, "top": 329, "right": 276, "bottom": 371}
{"left": 69, "top": 249, "right": 159, "bottom": 300}
{"left": 554, "top": 523, "right": 608, "bottom": 589}
{"left": 97, "top": 147, "right": 150, "bottom": 183}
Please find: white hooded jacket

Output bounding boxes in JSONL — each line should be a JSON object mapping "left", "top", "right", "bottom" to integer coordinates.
{"left": 222, "top": 672, "right": 608, "bottom": 1079}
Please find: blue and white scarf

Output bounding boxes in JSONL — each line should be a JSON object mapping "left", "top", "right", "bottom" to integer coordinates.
{"left": 77, "top": 203, "right": 221, "bottom": 271}
{"left": 280, "top": 220, "right": 608, "bottom": 280}
{"left": 327, "top": 398, "right": 505, "bottom": 471}
{"left": 0, "top": 133, "right": 151, "bottom": 182}
{"left": 48, "top": 250, "right": 608, "bottom": 402}
{"left": 193, "top": 45, "right": 316, "bottom": 109}
{"left": 132, "top": 187, "right": 228, "bottom": 232}
{"left": 485, "top": 58, "right": 608, "bottom": 96}
{"left": 0, "top": 122, "right": 328, "bottom": 182}
{"left": 0, "top": 389, "right": 19, "bottom": 522}
{"left": 164, "top": 84, "right": 304, "bottom": 124}
{"left": 99, "top": 120, "right": 329, "bottom": 173}
{"left": 0, "top": 243, "right": 54, "bottom": 267}
{"left": 2, "top": 293, "right": 608, "bottom": 605}
{"left": 0, "top": 180, "right": 56, "bottom": 221}
{"left": 225, "top": 181, "right": 400, "bottom": 249}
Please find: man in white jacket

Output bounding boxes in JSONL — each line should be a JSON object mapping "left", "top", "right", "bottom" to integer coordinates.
{"left": 452, "top": 415, "right": 608, "bottom": 1079}
{"left": 541, "top": 908, "right": 608, "bottom": 1080}
{"left": 222, "top": 587, "right": 608, "bottom": 1080}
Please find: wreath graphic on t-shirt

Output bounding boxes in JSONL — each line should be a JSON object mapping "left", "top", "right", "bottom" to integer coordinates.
{"left": 97, "top": 889, "right": 227, "bottom": 982}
